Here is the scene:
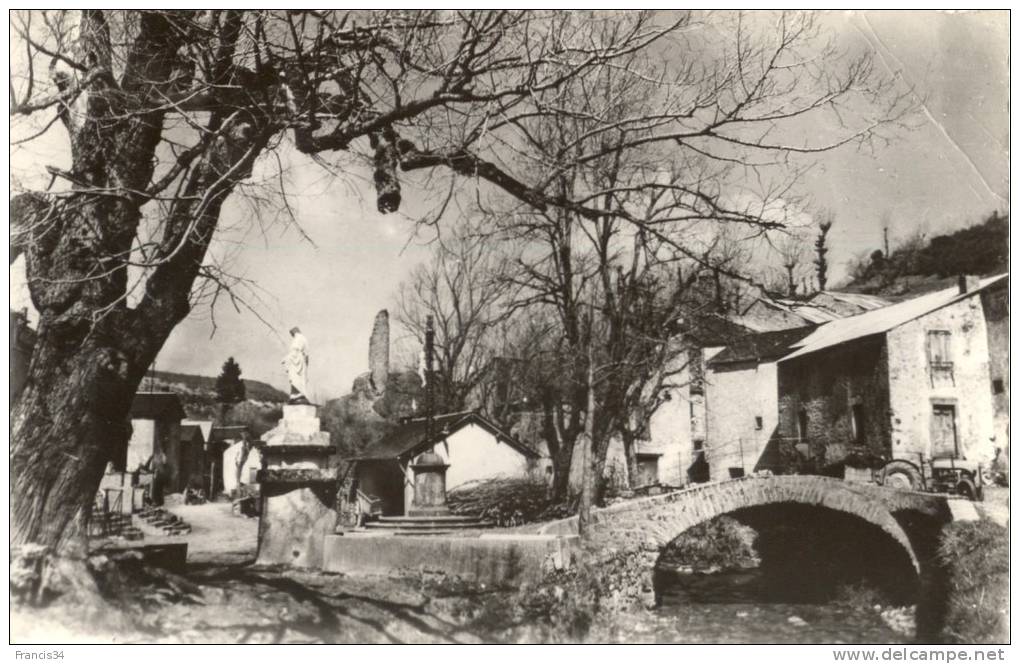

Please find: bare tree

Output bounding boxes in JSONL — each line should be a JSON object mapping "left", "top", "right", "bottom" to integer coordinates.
{"left": 483, "top": 10, "right": 910, "bottom": 502}
{"left": 814, "top": 210, "right": 835, "bottom": 291}
{"left": 395, "top": 224, "right": 513, "bottom": 413}
{"left": 8, "top": 9, "right": 689, "bottom": 556}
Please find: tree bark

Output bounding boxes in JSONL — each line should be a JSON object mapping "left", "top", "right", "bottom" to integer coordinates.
{"left": 622, "top": 428, "right": 640, "bottom": 489}
{"left": 10, "top": 328, "right": 142, "bottom": 553}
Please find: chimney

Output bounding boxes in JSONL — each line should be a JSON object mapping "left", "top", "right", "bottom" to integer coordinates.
{"left": 957, "top": 275, "right": 980, "bottom": 294}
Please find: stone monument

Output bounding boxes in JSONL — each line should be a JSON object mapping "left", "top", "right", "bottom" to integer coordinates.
{"left": 257, "top": 328, "right": 337, "bottom": 568}
{"left": 407, "top": 451, "right": 451, "bottom": 517}
{"left": 368, "top": 310, "right": 389, "bottom": 394}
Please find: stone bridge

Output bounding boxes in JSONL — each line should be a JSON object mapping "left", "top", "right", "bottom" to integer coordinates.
{"left": 539, "top": 475, "right": 972, "bottom": 608}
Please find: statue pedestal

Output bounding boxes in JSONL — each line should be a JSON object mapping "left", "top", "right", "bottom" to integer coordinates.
{"left": 256, "top": 404, "right": 337, "bottom": 568}
{"left": 407, "top": 452, "right": 452, "bottom": 517}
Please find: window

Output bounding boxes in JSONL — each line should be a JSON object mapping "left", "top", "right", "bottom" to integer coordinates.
{"left": 728, "top": 467, "right": 745, "bottom": 479}
{"left": 851, "top": 404, "right": 866, "bottom": 443}
{"left": 754, "top": 416, "right": 764, "bottom": 431}
{"left": 797, "top": 409, "right": 809, "bottom": 442}
{"left": 693, "top": 438, "right": 704, "bottom": 452}
{"left": 926, "top": 330, "right": 953, "bottom": 370}
{"left": 993, "top": 378, "right": 1005, "bottom": 394}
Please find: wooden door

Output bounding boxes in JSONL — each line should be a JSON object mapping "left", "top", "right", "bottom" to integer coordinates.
{"left": 931, "top": 404, "right": 958, "bottom": 458}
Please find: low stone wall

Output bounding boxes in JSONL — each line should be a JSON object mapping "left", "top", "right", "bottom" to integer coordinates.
{"left": 322, "top": 533, "right": 580, "bottom": 585}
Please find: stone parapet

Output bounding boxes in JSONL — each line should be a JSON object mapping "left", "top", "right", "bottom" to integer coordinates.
{"left": 322, "top": 533, "right": 580, "bottom": 584}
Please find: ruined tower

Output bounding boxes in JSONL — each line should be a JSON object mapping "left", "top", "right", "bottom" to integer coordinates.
{"left": 369, "top": 309, "right": 390, "bottom": 394}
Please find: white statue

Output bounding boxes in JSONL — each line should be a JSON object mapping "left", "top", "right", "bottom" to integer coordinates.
{"left": 283, "top": 326, "right": 311, "bottom": 404}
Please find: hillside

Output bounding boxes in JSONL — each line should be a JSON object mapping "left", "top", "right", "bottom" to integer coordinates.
{"left": 841, "top": 211, "right": 1008, "bottom": 299}
{"left": 146, "top": 370, "right": 288, "bottom": 403}
{"left": 140, "top": 370, "right": 288, "bottom": 437}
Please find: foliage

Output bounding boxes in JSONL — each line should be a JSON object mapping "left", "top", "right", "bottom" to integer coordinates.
{"left": 447, "top": 478, "right": 553, "bottom": 527}
{"left": 936, "top": 520, "right": 1009, "bottom": 644}
{"left": 845, "top": 211, "right": 1008, "bottom": 293}
{"left": 215, "top": 357, "right": 246, "bottom": 405}
{"left": 658, "top": 516, "right": 758, "bottom": 571}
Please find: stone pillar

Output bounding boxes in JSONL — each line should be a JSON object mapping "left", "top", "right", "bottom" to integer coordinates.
{"left": 407, "top": 451, "right": 451, "bottom": 517}
{"left": 256, "top": 404, "right": 337, "bottom": 568}
{"left": 369, "top": 309, "right": 390, "bottom": 394}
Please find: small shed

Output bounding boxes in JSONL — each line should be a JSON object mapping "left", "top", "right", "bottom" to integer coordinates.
{"left": 127, "top": 392, "right": 187, "bottom": 494}
{"left": 206, "top": 425, "right": 249, "bottom": 497}
{"left": 350, "top": 411, "right": 541, "bottom": 516}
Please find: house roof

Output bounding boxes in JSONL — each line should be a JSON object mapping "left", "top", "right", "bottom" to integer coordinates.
{"left": 814, "top": 291, "right": 891, "bottom": 311}
{"left": 130, "top": 392, "right": 186, "bottom": 421}
{"left": 209, "top": 425, "right": 249, "bottom": 444}
{"left": 352, "top": 411, "right": 537, "bottom": 461}
{"left": 709, "top": 326, "right": 817, "bottom": 366}
{"left": 180, "top": 424, "right": 206, "bottom": 444}
{"left": 780, "top": 274, "right": 1008, "bottom": 362}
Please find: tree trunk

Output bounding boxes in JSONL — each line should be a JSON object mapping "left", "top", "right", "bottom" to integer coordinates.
{"left": 10, "top": 328, "right": 141, "bottom": 554}
{"left": 622, "top": 428, "right": 640, "bottom": 489}
{"left": 550, "top": 441, "right": 575, "bottom": 503}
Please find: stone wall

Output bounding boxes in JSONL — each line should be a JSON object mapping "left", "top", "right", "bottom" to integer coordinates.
{"left": 539, "top": 475, "right": 949, "bottom": 612}
{"left": 887, "top": 296, "right": 996, "bottom": 463}
{"left": 776, "top": 336, "right": 891, "bottom": 469}
{"left": 705, "top": 359, "right": 779, "bottom": 480}
{"left": 980, "top": 285, "right": 1009, "bottom": 449}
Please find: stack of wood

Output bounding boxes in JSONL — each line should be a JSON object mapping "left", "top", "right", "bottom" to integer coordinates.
{"left": 447, "top": 478, "right": 552, "bottom": 527}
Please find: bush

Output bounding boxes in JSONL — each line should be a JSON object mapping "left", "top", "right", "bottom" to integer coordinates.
{"left": 936, "top": 520, "right": 1009, "bottom": 644}
{"left": 657, "top": 516, "right": 758, "bottom": 571}
{"left": 447, "top": 478, "right": 554, "bottom": 527}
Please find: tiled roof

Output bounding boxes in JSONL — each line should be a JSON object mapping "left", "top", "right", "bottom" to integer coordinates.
{"left": 780, "top": 274, "right": 1008, "bottom": 362}
{"left": 352, "top": 411, "right": 537, "bottom": 461}
{"left": 708, "top": 326, "right": 817, "bottom": 366}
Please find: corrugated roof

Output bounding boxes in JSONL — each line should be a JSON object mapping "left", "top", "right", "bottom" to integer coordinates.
{"left": 353, "top": 411, "right": 536, "bottom": 461}
{"left": 818, "top": 291, "right": 891, "bottom": 310}
{"left": 780, "top": 274, "right": 1008, "bottom": 362}
{"left": 709, "top": 326, "right": 817, "bottom": 366}
{"left": 772, "top": 300, "right": 843, "bottom": 324}
{"left": 130, "top": 392, "right": 185, "bottom": 421}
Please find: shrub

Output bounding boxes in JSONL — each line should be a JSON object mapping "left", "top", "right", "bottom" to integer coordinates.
{"left": 936, "top": 520, "right": 1009, "bottom": 644}
{"left": 447, "top": 478, "right": 554, "bottom": 527}
{"left": 657, "top": 516, "right": 758, "bottom": 570}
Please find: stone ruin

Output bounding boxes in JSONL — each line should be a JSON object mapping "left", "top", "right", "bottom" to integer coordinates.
{"left": 368, "top": 309, "right": 389, "bottom": 395}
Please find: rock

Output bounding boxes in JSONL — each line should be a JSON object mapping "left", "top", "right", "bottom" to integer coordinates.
{"left": 369, "top": 310, "right": 390, "bottom": 394}
{"left": 787, "top": 615, "right": 808, "bottom": 627}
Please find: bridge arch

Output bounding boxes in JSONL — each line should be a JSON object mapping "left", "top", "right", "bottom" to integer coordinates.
{"left": 540, "top": 475, "right": 950, "bottom": 608}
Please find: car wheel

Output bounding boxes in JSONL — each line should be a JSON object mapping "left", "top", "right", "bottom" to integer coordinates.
{"left": 882, "top": 461, "right": 923, "bottom": 491}
{"left": 957, "top": 477, "right": 978, "bottom": 501}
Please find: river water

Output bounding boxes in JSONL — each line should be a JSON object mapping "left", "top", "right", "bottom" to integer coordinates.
{"left": 607, "top": 569, "right": 910, "bottom": 644}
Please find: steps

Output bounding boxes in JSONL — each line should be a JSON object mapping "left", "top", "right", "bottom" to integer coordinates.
{"left": 137, "top": 507, "right": 193, "bottom": 536}
{"left": 92, "top": 511, "right": 145, "bottom": 541}
{"left": 359, "top": 513, "right": 491, "bottom": 535}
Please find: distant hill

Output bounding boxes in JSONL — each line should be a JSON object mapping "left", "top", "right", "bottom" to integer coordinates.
{"left": 147, "top": 370, "right": 288, "bottom": 403}
{"left": 140, "top": 370, "right": 287, "bottom": 436}
{"left": 841, "top": 211, "right": 1008, "bottom": 299}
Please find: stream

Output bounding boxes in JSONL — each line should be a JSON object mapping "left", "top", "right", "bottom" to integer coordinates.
{"left": 643, "top": 568, "right": 911, "bottom": 644}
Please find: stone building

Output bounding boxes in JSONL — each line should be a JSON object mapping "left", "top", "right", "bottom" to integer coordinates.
{"left": 703, "top": 326, "right": 816, "bottom": 480}
{"left": 350, "top": 411, "right": 544, "bottom": 515}
{"left": 773, "top": 274, "right": 1007, "bottom": 473}
{"left": 124, "top": 392, "right": 189, "bottom": 493}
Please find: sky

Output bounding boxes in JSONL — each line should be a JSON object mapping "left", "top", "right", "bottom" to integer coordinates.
{"left": 8, "top": 10, "right": 1009, "bottom": 399}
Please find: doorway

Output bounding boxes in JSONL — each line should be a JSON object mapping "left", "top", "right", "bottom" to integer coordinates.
{"left": 930, "top": 404, "right": 958, "bottom": 458}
